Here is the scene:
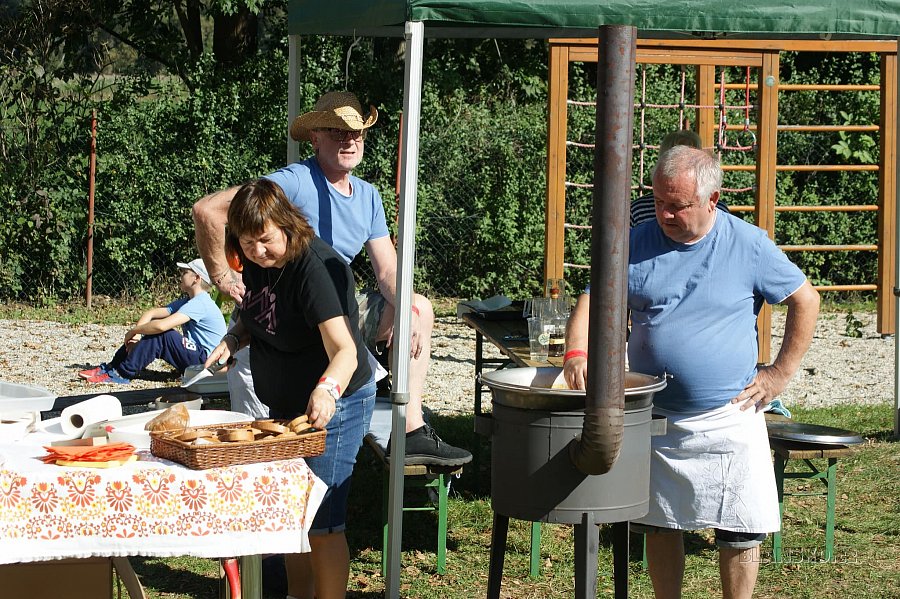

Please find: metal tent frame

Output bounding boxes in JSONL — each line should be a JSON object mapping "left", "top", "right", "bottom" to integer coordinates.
{"left": 284, "top": 3, "right": 900, "bottom": 596}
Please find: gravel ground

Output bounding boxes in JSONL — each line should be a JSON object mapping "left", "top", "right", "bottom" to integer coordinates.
{"left": 0, "top": 310, "right": 894, "bottom": 413}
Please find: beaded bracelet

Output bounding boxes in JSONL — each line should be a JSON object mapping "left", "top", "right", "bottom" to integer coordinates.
{"left": 212, "top": 271, "right": 230, "bottom": 287}
{"left": 563, "top": 349, "right": 588, "bottom": 363}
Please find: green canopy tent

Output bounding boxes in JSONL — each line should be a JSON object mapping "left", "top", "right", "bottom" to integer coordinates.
{"left": 290, "top": 0, "right": 900, "bottom": 38}
{"left": 285, "top": 3, "right": 900, "bottom": 597}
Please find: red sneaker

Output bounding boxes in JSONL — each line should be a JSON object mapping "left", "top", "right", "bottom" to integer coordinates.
{"left": 77, "top": 366, "right": 104, "bottom": 380}
{"left": 86, "top": 371, "right": 130, "bottom": 385}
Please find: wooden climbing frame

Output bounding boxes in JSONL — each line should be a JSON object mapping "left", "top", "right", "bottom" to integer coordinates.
{"left": 545, "top": 37, "right": 899, "bottom": 359}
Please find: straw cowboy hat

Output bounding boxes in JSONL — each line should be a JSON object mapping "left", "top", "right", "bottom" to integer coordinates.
{"left": 290, "top": 91, "right": 378, "bottom": 142}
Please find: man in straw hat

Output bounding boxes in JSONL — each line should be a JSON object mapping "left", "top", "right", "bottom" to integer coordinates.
{"left": 193, "top": 91, "right": 472, "bottom": 469}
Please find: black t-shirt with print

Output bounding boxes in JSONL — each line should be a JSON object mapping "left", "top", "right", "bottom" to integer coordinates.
{"left": 240, "top": 236, "right": 372, "bottom": 414}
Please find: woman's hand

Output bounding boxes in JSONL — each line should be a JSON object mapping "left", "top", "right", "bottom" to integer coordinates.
{"left": 306, "top": 387, "right": 336, "bottom": 429}
{"left": 204, "top": 340, "right": 234, "bottom": 372}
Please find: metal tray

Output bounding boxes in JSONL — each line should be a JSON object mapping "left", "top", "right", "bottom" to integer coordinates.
{"left": 766, "top": 420, "right": 864, "bottom": 445}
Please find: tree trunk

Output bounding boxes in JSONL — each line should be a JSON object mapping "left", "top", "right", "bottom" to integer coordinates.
{"left": 174, "top": 0, "right": 203, "bottom": 62}
{"left": 213, "top": 8, "right": 258, "bottom": 67}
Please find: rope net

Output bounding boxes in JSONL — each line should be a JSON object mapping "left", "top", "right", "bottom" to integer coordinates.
{"left": 562, "top": 64, "right": 759, "bottom": 274}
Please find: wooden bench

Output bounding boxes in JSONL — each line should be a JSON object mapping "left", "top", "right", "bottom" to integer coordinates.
{"left": 364, "top": 401, "right": 463, "bottom": 575}
{"left": 769, "top": 438, "right": 852, "bottom": 562}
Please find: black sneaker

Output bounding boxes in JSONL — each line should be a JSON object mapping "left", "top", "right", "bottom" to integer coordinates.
{"left": 386, "top": 424, "right": 473, "bottom": 467}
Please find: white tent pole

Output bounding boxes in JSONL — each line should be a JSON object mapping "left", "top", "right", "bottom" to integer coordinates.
{"left": 287, "top": 34, "right": 301, "bottom": 165}
{"left": 386, "top": 20, "right": 425, "bottom": 598}
{"left": 894, "top": 36, "right": 900, "bottom": 439}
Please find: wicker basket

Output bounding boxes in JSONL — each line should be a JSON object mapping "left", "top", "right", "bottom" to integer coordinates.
{"left": 150, "top": 422, "right": 326, "bottom": 470}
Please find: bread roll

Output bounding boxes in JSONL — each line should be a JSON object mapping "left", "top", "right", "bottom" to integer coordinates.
{"left": 144, "top": 403, "right": 190, "bottom": 432}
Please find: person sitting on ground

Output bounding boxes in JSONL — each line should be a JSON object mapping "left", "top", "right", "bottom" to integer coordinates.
{"left": 630, "top": 129, "right": 730, "bottom": 227}
{"left": 78, "top": 259, "right": 227, "bottom": 385}
{"left": 193, "top": 90, "right": 471, "bottom": 467}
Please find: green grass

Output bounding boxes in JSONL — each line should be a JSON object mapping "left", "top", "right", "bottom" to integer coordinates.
{"left": 0, "top": 296, "right": 875, "bottom": 323}
{"left": 0, "top": 298, "right": 163, "bottom": 325}
{"left": 3, "top": 300, "right": 895, "bottom": 596}
{"left": 128, "top": 404, "right": 898, "bottom": 598}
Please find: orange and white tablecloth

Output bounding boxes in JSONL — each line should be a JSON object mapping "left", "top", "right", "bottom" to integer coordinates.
{"left": 0, "top": 439, "right": 326, "bottom": 564}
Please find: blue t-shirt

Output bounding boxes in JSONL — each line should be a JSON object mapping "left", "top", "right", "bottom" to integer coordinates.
{"left": 167, "top": 292, "right": 226, "bottom": 355}
{"left": 627, "top": 213, "right": 807, "bottom": 412}
{"left": 265, "top": 157, "right": 390, "bottom": 264}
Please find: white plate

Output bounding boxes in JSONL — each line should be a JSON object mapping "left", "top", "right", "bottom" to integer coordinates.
{"left": 107, "top": 410, "right": 253, "bottom": 449}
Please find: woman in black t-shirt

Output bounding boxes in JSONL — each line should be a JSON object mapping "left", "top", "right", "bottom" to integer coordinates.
{"left": 206, "top": 178, "right": 375, "bottom": 599}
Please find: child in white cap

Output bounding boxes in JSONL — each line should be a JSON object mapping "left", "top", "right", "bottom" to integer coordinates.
{"left": 78, "top": 259, "right": 226, "bottom": 384}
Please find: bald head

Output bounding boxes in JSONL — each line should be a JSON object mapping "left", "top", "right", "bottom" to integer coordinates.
{"left": 651, "top": 146, "right": 723, "bottom": 244}
{"left": 652, "top": 145, "right": 722, "bottom": 205}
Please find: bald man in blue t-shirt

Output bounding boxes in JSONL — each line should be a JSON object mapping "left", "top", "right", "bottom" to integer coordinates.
{"left": 564, "top": 146, "right": 819, "bottom": 599}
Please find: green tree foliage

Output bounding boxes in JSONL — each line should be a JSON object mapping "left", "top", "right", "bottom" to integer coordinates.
{"left": 0, "top": 0, "right": 103, "bottom": 296}
{"left": 0, "top": 2, "right": 889, "bottom": 302}
{"left": 773, "top": 52, "right": 882, "bottom": 288}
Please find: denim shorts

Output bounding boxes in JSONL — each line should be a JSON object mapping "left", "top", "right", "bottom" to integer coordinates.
{"left": 632, "top": 523, "right": 767, "bottom": 549}
{"left": 270, "top": 381, "right": 375, "bottom": 535}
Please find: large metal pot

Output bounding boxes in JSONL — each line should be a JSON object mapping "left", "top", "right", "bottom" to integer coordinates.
{"left": 478, "top": 367, "right": 666, "bottom": 524}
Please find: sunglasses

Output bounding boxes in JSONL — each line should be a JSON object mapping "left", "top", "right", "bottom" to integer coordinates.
{"left": 317, "top": 128, "right": 367, "bottom": 142}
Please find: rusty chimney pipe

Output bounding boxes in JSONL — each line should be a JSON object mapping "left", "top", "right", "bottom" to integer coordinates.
{"left": 569, "top": 25, "right": 637, "bottom": 475}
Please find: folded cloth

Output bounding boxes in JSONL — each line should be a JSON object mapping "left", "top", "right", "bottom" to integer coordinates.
{"left": 764, "top": 398, "right": 792, "bottom": 418}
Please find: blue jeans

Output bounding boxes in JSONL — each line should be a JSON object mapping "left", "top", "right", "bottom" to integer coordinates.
{"left": 270, "top": 381, "right": 375, "bottom": 535}
{"left": 109, "top": 329, "right": 206, "bottom": 379}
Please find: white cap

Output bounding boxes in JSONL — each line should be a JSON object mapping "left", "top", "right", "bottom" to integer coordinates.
{"left": 176, "top": 258, "right": 211, "bottom": 285}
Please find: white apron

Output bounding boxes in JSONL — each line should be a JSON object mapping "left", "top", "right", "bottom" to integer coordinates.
{"left": 634, "top": 401, "right": 781, "bottom": 533}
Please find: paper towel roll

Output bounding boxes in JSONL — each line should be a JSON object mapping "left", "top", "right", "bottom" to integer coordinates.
{"left": 60, "top": 394, "right": 122, "bottom": 436}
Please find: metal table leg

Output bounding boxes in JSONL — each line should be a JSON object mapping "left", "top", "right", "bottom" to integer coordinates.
{"left": 772, "top": 453, "right": 787, "bottom": 562}
{"left": 487, "top": 513, "right": 509, "bottom": 599}
{"left": 573, "top": 513, "right": 599, "bottom": 599}
{"left": 825, "top": 457, "right": 838, "bottom": 562}
{"left": 612, "top": 521, "right": 630, "bottom": 599}
{"left": 529, "top": 521, "right": 542, "bottom": 578}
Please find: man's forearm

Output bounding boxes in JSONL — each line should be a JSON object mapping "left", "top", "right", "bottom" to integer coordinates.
{"left": 565, "top": 294, "right": 591, "bottom": 352}
{"left": 375, "top": 266, "right": 398, "bottom": 307}
{"left": 192, "top": 187, "right": 238, "bottom": 285}
{"left": 773, "top": 281, "right": 820, "bottom": 379}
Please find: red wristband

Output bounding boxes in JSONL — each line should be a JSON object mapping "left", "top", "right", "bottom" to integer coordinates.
{"left": 411, "top": 305, "right": 420, "bottom": 316}
{"left": 564, "top": 349, "right": 588, "bottom": 363}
